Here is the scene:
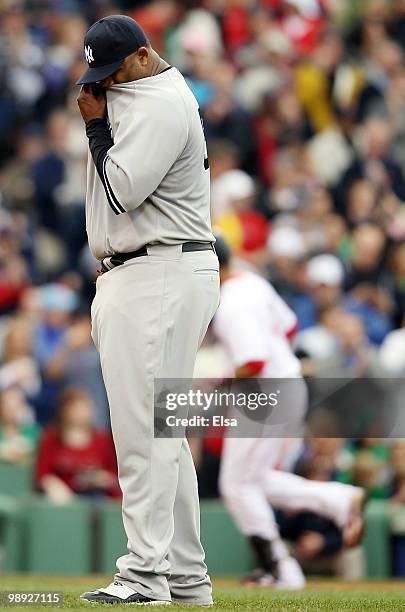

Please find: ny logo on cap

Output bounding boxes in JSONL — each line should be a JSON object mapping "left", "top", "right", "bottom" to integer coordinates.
{"left": 85, "top": 45, "right": 94, "bottom": 64}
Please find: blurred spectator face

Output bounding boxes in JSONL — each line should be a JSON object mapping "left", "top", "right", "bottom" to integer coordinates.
{"left": 209, "top": 59, "right": 235, "bottom": 93}
{"left": 351, "top": 224, "right": 386, "bottom": 271}
{"left": 390, "top": 242, "right": 405, "bottom": 279}
{"left": 204, "top": 61, "right": 236, "bottom": 124}
{"left": 66, "top": 315, "right": 92, "bottom": 351}
{"left": 323, "top": 214, "right": 348, "bottom": 252}
{"left": 388, "top": 67, "right": 405, "bottom": 107}
{"left": 0, "top": 387, "right": 28, "bottom": 427}
{"left": 275, "top": 88, "right": 303, "bottom": 129}
{"left": 391, "top": 441, "right": 405, "bottom": 477}
{"left": 272, "top": 255, "right": 302, "bottom": 284}
{"left": 208, "top": 141, "right": 239, "bottom": 180}
{"left": 231, "top": 194, "right": 255, "bottom": 213}
{"left": 274, "top": 87, "right": 304, "bottom": 137}
{"left": 310, "top": 283, "right": 341, "bottom": 308}
{"left": 18, "top": 288, "right": 41, "bottom": 321}
{"left": 396, "top": 0, "right": 405, "bottom": 12}
{"left": 70, "top": 57, "right": 88, "bottom": 88}
{"left": 184, "top": 48, "right": 217, "bottom": 80}
{"left": 55, "top": 15, "right": 87, "bottom": 54}
{"left": 307, "top": 187, "right": 333, "bottom": 220}
{"left": 363, "top": 0, "right": 390, "bottom": 22}
{"left": 362, "top": 118, "right": 392, "bottom": 159}
{"left": 319, "top": 304, "right": 346, "bottom": 335}
{"left": 15, "top": 130, "right": 44, "bottom": 163}
{"left": 249, "top": 7, "right": 274, "bottom": 38}
{"left": 0, "top": 225, "right": 19, "bottom": 257}
{"left": 314, "top": 31, "right": 344, "bottom": 73}
{"left": 44, "top": 307, "right": 70, "bottom": 329}
{"left": 58, "top": 389, "right": 94, "bottom": 432}
{"left": 308, "top": 437, "right": 344, "bottom": 461}
{"left": 1, "top": 253, "right": 29, "bottom": 282}
{"left": 0, "top": 218, "right": 20, "bottom": 258}
{"left": 3, "top": 317, "right": 32, "bottom": 361}
{"left": 352, "top": 449, "right": 387, "bottom": 491}
{"left": 271, "top": 146, "right": 315, "bottom": 212}
{"left": 347, "top": 180, "right": 377, "bottom": 225}
{"left": 374, "top": 39, "right": 404, "bottom": 76}
{"left": 1, "top": 4, "right": 27, "bottom": 36}
{"left": 46, "top": 110, "right": 69, "bottom": 155}
{"left": 335, "top": 312, "right": 366, "bottom": 353}
{"left": 361, "top": 19, "right": 387, "bottom": 52}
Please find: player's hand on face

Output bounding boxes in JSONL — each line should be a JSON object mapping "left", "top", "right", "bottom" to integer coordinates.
{"left": 77, "top": 84, "right": 107, "bottom": 123}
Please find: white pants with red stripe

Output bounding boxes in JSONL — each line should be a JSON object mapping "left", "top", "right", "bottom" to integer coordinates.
{"left": 219, "top": 436, "right": 358, "bottom": 542}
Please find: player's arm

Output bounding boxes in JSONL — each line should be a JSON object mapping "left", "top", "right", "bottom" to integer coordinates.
{"left": 270, "top": 288, "right": 299, "bottom": 343}
{"left": 215, "top": 303, "right": 268, "bottom": 379}
{"left": 103, "top": 101, "right": 187, "bottom": 214}
{"left": 286, "top": 321, "right": 299, "bottom": 344}
{"left": 235, "top": 361, "right": 266, "bottom": 379}
{"left": 85, "top": 117, "right": 125, "bottom": 214}
{"left": 77, "top": 85, "right": 123, "bottom": 213}
{"left": 235, "top": 315, "right": 298, "bottom": 377}
{"left": 79, "top": 85, "right": 186, "bottom": 215}
{"left": 77, "top": 85, "right": 112, "bottom": 171}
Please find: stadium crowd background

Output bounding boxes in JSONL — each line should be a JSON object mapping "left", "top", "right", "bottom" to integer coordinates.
{"left": 1, "top": 0, "right": 405, "bottom": 574}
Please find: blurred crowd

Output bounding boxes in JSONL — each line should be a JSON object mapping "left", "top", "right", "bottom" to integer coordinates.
{"left": 0, "top": 0, "right": 405, "bottom": 553}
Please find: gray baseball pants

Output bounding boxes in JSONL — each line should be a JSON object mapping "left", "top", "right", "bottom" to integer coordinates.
{"left": 91, "top": 244, "right": 220, "bottom": 604}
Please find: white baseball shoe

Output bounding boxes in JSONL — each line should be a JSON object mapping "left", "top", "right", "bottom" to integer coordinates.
{"left": 241, "top": 568, "right": 276, "bottom": 587}
{"left": 275, "top": 556, "right": 306, "bottom": 590}
{"left": 80, "top": 580, "right": 171, "bottom": 605}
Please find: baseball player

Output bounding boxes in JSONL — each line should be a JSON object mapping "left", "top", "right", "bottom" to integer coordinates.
{"left": 213, "top": 237, "right": 364, "bottom": 589}
{"left": 76, "top": 16, "right": 219, "bottom": 605}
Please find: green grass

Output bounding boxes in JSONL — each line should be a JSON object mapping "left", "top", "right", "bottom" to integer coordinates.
{"left": 1, "top": 576, "right": 405, "bottom": 611}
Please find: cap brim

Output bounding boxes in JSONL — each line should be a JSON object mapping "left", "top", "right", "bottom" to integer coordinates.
{"left": 76, "top": 58, "right": 124, "bottom": 85}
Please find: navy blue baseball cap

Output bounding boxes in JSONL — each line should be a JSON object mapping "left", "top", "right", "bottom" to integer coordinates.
{"left": 77, "top": 15, "right": 148, "bottom": 85}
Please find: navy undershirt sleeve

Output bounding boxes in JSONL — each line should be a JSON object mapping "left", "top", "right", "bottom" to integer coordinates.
{"left": 85, "top": 118, "right": 125, "bottom": 215}
{"left": 85, "top": 118, "right": 113, "bottom": 180}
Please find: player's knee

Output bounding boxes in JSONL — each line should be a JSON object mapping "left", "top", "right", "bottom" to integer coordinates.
{"left": 219, "top": 475, "right": 242, "bottom": 506}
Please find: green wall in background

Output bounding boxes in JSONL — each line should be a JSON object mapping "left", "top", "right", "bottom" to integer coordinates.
{"left": 0, "top": 465, "right": 400, "bottom": 578}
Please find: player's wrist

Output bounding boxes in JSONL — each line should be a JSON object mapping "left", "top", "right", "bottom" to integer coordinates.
{"left": 85, "top": 117, "right": 108, "bottom": 127}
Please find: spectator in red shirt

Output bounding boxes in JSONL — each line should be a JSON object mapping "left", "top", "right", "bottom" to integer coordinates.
{"left": 35, "top": 387, "right": 120, "bottom": 504}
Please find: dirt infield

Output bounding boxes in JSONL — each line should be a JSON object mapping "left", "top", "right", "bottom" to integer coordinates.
{"left": 214, "top": 578, "right": 405, "bottom": 591}
{"left": 304, "top": 580, "right": 405, "bottom": 592}
{"left": 5, "top": 575, "right": 405, "bottom": 591}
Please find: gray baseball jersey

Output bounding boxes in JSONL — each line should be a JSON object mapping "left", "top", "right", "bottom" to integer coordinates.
{"left": 85, "top": 67, "right": 214, "bottom": 260}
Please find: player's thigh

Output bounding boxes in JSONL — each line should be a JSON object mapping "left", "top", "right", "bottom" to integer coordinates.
{"left": 155, "top": 256, "right": 219, "bottom": 378}
{"left": 91, "top": 262, "right": 169, "bottom": 387}
{"left": 219, "top": 437, "right": 277, "bottom": 493}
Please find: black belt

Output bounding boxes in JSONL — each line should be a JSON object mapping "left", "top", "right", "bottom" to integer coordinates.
{"left": 106, "top": 242, "right": 214, "bottom": 270}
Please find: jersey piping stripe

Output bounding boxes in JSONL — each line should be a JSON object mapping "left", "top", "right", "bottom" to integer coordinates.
{"left": 102, "top": 156, "right": 126, "bottom": 215}
{"left": 102, "top": 157, "right": 120, "bottom": 215}
{"left": 104, "top": 157, "right": 126, "bottom": 213}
